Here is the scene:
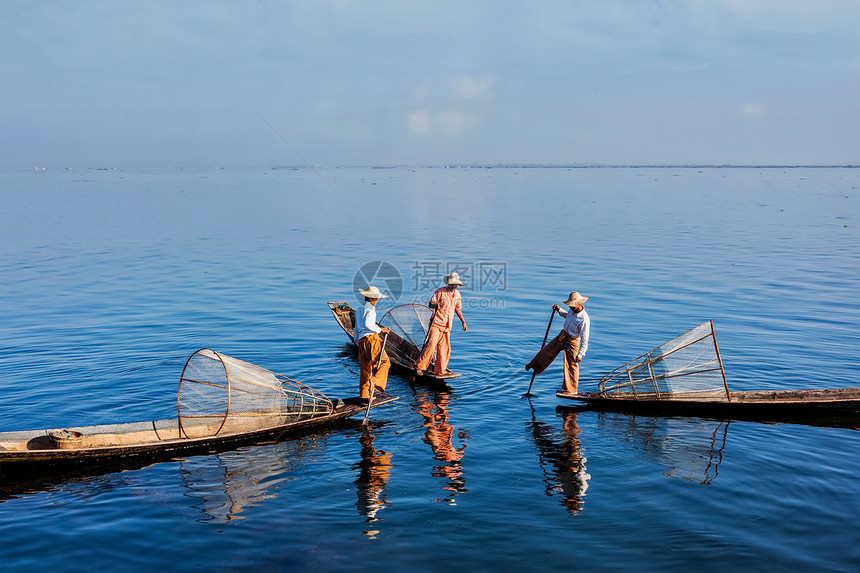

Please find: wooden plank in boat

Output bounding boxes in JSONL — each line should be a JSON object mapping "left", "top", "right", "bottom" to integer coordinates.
{"left": 417, "top": 370, "right": 461, "bottom": 381}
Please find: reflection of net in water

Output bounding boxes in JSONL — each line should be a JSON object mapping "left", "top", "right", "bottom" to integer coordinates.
{"left": 179, "top": 435, "right": 330, "bottom": 523}
{"left": 599, "top": 321, "right": 729, "bottom": 400}
{"left": 594, "top": 412, "right": 728, "bottom": 484}
{"left": 178, "top": 349, "right": 332, "bottom": 438}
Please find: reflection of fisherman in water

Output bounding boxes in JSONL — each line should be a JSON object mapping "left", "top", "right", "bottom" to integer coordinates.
{"left": 354, "top": 426, "right": 393, "bottom": 524}
{"left": 414, "top": 390, "right": 469, "bottom": 504}
{"left": 526, "top": 406, "right": 590, "bottom": 514}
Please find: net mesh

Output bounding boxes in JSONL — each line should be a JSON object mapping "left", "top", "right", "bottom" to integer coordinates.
{"left": 598, "top": 321, "right": 728, "bottom": 400}
{"left": 178, "top": 349, "right": 333, "bottom": 438}
{"left": 379, "top": 304, "right": 434, "bottom": 348}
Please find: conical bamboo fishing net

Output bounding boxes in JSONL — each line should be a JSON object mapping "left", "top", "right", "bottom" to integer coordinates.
{"left": 379, "top": 303, "right": 435, "bottom": 366}
{"left": 178, "top": 349, "right": 333, "bottom": 439}
{"left": 598, "top": 321, "right": 730, "bottom": 400}
{"left": 380, "top": 303, "right": 434, "bottom": 348}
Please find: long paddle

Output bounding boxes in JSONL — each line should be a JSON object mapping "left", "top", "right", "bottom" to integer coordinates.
{"left": 526, "top": 308, "right": 555, "bottom": 396}
{"left": 362, "top": 331, "right": 389, "bottom": 425}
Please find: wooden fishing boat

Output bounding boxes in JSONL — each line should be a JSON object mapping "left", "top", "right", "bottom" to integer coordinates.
{"left": 555, "top": 321, "right": 860, "bottom": 427}
{"left": 328, "top": 301, "right": 461, "bottom": 381}
{"left": 0, "top": 394, "right": 397, "bottom": 471}
{"left": 0, "top": 349, "right": 398, "bottom": 472}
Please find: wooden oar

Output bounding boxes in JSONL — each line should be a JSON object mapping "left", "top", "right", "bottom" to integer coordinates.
{"left": 362, "top": 331, "right": 389, "bottom": 425}
{"left": 526, "top": 308, "right": 555, "bottom": 396}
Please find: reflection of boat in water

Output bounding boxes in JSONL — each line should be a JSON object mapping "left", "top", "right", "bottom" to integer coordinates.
{"left": 413, "top": 389, "right": 468, "bottom": 504}
{"left": 559, "top": 406, "right": 728, "bottom": 485}
{"left": 526, "top": 405, "right": 589, "bottom": 514}
{"left": 328, "top": 302, "right": 461, "bottom": 381}
{"left": 0, "top": 349, "right": 397, "bottom": 472}
{"left": 354, "top": 426, "right": 394, "bottom": 530}
{"left": 558, "top": 322, "right": 860, "bottom": 428}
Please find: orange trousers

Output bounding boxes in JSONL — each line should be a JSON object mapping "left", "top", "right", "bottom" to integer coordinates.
{"left": 526, "top": 331, "right": 581, "bottom": 393}
{"left": 358, "top": 334, "right": 390, "bottom": 399}
{"left": 415, "top": 324, "right": 451, "bottom": 375}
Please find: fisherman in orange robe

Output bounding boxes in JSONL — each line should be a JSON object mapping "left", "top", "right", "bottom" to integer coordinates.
{"left": 355, "top": 285, "right": 391, "bottom": 400}
{"left": 414, "top": 272, "right": 468, "bottom": 376}
{"left": 526, "top": 291, "right": 590, "bottom": 393}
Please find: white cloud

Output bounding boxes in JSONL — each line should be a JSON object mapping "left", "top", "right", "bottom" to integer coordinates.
{"left": 437, "top": 111, "right": 471, "bottom": 135}
{"left": 741, "top": 102, "right": 766, "bottom": 116}
{"left": 452, "top": 75, "right": 494, "bottom": 99}
{"left": 409, "top": 110, "right": 432, "bottom": 135}
{"left": 408, "top": 109, "right": 474, "bottom": 136}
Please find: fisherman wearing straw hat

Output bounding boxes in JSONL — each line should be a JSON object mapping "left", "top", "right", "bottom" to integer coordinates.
{"left": 525, "top": 291, "right": 590, "bottom": 393}
{"left": 356, "top": 286, "right": 391, "bottom": 401}
{"left": 414, "top": 272, "right": 468, "bottom": 377}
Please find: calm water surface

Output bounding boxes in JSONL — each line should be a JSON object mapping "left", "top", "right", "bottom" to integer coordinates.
{"left": 1, "top": 167, "right": 858, "bottom": 572}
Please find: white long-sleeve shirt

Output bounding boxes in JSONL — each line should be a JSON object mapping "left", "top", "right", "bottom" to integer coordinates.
{"left": 558, "top": 307, "right": 590, "bottom": 359}
{"left": 355, "top": 301, "right": 382, "bottom": 341}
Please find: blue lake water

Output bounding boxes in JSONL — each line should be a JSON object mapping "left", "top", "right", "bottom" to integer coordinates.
{"left": 1, "top": 166, "right": 858, "bottom": 572}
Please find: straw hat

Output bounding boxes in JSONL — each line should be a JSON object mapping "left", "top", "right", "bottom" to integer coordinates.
{"left": 359, "top": 285, "right": 388, "bottom": 299}
{"left": 445, "top": 272, "right": 465, "bottom": 286}
{"left": 563, "top": 291, "right": 588, "bottom": 307}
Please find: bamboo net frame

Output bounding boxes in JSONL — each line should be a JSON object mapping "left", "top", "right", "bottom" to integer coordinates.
{"left": 598, "top": 321, "right": 730, "bottom": 401}
{"left": 178, "top": 349, "right": 333, "bottom": 439}
{"left": 380, "top": 304, "right": 434, "bottom": 348}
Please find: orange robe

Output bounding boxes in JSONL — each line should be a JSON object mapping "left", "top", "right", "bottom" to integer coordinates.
{"left": 526, "top": 332, "right": 581, "bottom": 393}
{"left": 358, "top": 334, "right": 390, "bottom": 398}
{"left": 415, "top": 287, "right": 461, "bottom": 375}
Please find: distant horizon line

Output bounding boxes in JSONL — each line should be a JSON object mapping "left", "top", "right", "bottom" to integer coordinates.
{"left": 8, "top": 163, "right": 858, "bottom": 170}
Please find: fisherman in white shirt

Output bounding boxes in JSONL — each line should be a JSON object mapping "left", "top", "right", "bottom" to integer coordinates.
{"left": 525, "top": 291, "right": 590, "bottom": 393}
{"left": 355, "top": 286, "right": 391, "bottom": 401}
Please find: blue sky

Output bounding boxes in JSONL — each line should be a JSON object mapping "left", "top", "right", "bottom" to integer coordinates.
{"left": 2, "top": 1, "right": 858, "bottom": 167}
